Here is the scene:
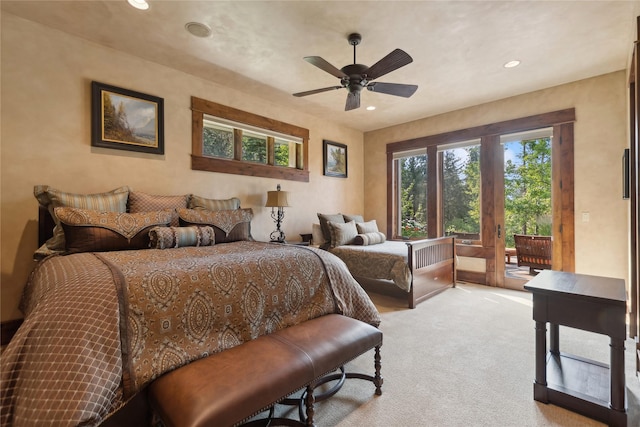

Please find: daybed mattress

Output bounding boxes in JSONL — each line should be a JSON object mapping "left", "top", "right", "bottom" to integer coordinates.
{"left": 329, "top": 240, "right": 412, "bottom": 292}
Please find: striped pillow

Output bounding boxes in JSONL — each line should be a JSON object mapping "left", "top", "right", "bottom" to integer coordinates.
{"left": 34, "top": 185, "right": 129, "bottom": 251}
{"left": 353, "top": 232, "right": 386, "bottom": 246}
{"left": 188, "top": 194, "right": 241, "bottom": 211}
{"left": 149, "top": 226, "right": 215, "bottom": 249}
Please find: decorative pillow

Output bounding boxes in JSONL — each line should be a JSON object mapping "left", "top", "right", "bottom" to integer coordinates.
{"left": 328, "top": 220, "right": 358, "bottom": 248}
{"left": 353, "top": 232, "right": 387, "bottom": 246}
{"left": 149, "top": 226, "right": 215, "bottom": 249}
{"left": 128, "top": 191, "right": 188, "bottom": 227}
{"left": 356, "top": 219, "right": 379, "bottom": 234}
{"left": 343, "top": 214, "right": 364, "bottom": 223}
{"left": 317, "top": 213, "right": 344, "bottom": 247}
{"left": 177, "top": 208, "right": 253, "bottom": 243}
{"left": 34, "top": 185, "right": 130, "bottom": 251}
{"left": 311, "top": 223, "right": 325, "bottom": 246}
{"left": 55, "top": 207, "right": 172, "bottom": 253}
{"left": 188, "top": 195, "right": 241, "bottom": 211}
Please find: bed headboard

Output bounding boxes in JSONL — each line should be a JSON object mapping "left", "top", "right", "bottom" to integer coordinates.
{"left": 38, "top": 205, "right": 55, "bottom": 248}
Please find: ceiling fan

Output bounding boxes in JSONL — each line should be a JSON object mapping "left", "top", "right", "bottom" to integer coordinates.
{"left": 293, "top": 33, "right": 418, "bottom": 111}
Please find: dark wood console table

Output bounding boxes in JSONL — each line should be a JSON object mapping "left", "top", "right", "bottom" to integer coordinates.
{"left": 524, "top": 270, "right": 627, "bottom": 426}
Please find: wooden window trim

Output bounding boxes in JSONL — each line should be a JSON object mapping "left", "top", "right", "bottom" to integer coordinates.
{"left": 191, "top": 96, "right": 310, "bottom": 182}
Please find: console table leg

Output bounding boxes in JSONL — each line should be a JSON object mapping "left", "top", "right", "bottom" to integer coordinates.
{"left": 609, "top": 337, "right": 626, "bottom": 413}
{"left": 533, "top": 320, "right": 548, "bottom": 402}
{"left": 549, "top": 323, "right": 559, "bottom": 354}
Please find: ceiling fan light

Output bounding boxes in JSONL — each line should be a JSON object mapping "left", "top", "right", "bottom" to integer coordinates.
{"left": 127, "top": 0, "right": 149, "bottom": 10}
{"left": 366, "top": 106, "right": 376, "bottom": 111}
{"left": 504, "top": 60, "right": 521, "bottom": 69}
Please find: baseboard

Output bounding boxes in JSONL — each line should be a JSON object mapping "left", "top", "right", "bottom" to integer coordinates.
{"left": 457, "top": 270, "right": 486, "bottom": 285}
{"left": 1, "top": 318, "right": 24, "bottom": 346}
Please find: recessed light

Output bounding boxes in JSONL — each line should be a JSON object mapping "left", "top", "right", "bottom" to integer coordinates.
{"left": 504, "top": 60, "right": 521, "bottom": 69}
{"left": 366, "top": 106, "right": 376, "bottom": 111}
{"left": 127, "top": 0, "right": 149, "bottom": 10}
{"left": 185, "top": 22, "right": 212, "bottom": 38}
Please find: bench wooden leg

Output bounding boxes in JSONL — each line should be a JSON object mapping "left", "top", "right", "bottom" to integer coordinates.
{"left": 304, "top": 384, "right": 315, "bottom": 427}
{"left": 374, "top": 345, "right": 383, "bottom": 396}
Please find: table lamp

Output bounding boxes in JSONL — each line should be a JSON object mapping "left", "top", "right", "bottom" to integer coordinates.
{"left": 265, "top": 184, "right": 290, "bottom": 243}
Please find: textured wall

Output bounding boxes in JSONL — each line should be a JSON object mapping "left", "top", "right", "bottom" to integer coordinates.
{"left": 364, "top": 71, "right": 629, "bottom": 283}
{"left": 1, "top": 14, "right": 365, "bottom": 321}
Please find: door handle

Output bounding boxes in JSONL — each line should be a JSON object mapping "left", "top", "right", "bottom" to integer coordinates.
{"left": 497, "top": 224, "right": 502, "bottom": 239}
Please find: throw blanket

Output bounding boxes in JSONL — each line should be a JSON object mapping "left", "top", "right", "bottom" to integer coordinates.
{"left": 1, "top": 242, "right": 380, "bottom": 426}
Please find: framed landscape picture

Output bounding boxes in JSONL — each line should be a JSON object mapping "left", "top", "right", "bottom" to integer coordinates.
{"left": 91, "top": 81, "right": 164, "bottom": 154}
{"left": 323, "top": 140, "right": 347, "bottom": 178}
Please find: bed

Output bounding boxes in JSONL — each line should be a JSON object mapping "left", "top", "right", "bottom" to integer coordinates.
{"left": 0, "top": 187, "right": 381, "bottom": 427}
{"left": 316, "top": 214, "right": 456, "bottom": 309}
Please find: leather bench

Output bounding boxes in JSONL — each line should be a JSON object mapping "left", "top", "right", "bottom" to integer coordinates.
{"left": 148, "top": 314, "right": 383, "bottom": 427}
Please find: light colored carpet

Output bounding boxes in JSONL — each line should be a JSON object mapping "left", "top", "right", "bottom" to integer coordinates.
{"left": 278, "top": 282, "right": 640, "bottom": 426}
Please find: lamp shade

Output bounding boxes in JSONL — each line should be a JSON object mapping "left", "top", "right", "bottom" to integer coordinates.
{"left": 265, "top": 190, "right": 290, "bottom": 208}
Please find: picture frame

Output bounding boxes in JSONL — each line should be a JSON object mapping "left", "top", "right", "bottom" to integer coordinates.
{"left": 91, "top": 81, "right": 164, "bottom": 154}
{"left": 323, "top": 140, "right": 347, "bottom": 178}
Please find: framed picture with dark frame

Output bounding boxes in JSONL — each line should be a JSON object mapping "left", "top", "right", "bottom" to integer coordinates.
{"left": 91, "top": 81, "right": 164, "bottom": 154}
{"left": 323, "top": 140, "right": 347, "bottom": 178}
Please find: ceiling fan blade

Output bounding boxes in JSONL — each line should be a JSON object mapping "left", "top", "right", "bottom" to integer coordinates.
{"left": 293, "top": 86, "right": 343, "bottom": 97}
{"left": 345, "top": 91, "right": 360, "bottom": 111}
{"left": 365, "top": 49, "right": 413, "bottom": 80}
{"left": 304, "top": 56, "right": 348, "bottom": 79}
{"left": 366, "top": 82, "right": 418, "bottom": 98}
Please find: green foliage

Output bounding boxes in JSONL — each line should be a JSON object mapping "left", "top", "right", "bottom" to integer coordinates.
{"left": 242, "top": 135, "right": 267, "bottom": 163}
{"left": 443, "top": 147, "right": 480, "bottom": 235}
{"left": 203, "top": 127, "right": 233, "bottom": 158}
{"left": 399, "top": 155, "right": 427, "bottom": 238}
{"left": 275, "top": 143, "right": 289, "bottom": 166}
{"left": 504, "top": 138, "right": 552, "bottom": 247}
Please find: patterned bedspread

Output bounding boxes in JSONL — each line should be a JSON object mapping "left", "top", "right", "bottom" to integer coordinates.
{"left": 1, "top": 242, "right": 380, "bottom": 426}
{"left": 330, "top": 240, "right": 412, "bottom": 291}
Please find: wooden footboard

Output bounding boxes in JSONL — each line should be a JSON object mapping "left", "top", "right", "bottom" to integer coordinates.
{"left": 406, "top": 236, "right": 456, "bottom": 308}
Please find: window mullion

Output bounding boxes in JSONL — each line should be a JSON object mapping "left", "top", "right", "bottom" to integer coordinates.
{"left": 233, "top": 129, "right": 243, "bottom": 161}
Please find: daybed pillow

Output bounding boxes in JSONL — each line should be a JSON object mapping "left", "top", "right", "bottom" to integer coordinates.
{"left": 343, "top": 214, "right": 364, "bottom": 223}
{"left": 34, "top": 185, "right": 130, "bottom": 251}
{"left": 188, "top": 195, "right": 241, "bottom": 211}
{"left": 317, "top": 213, "right": 344, "bottom": 247}
{"left": 177, "top": 208, "right": 253, "bottom": 243}
{"left": 311, "top": 223, "right": 325, "bottom": 246}
{"left": 328, "top": 220, "right": 358, "bottom": 248}
{"left": 128, "top": 191, "right": 188, "bottom": 227}
{"left": 356, "top": 219, "right": 379, "bottom": 234}
{"left": 149, "top": 226, "right": 215, "bottom": 249}
{"left": 55, "top": 207, "right": 172, "bottom": 253}
{"left": 353, "top": 232, "right": 387, "bottom": 246}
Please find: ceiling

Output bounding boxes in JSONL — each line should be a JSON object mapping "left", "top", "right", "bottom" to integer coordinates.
{"left": 3, "top": 1, "right": 639, "bottom": 132}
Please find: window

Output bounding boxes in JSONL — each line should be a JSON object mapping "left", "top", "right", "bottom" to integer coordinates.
{"left": 241, "top": 130, "right": 267, "bottom": 163}
{"left": 441, "top": 141, "right": 481, "bottom": 240}
{"left": 192, "top": 97, "right": 309, "bottom": 182}
{"left": 203, "top": 119, "right": 233, "bottom": 159}
{"left": 502, "top": 129, "right": 552, "bottom": 248}
{"left": 393, "top": 149, "right": 428, "bottom": 238}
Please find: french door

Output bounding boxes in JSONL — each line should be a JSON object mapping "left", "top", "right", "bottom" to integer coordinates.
{"left": 388, "top": 110, "right": 576, "bottom": 289}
